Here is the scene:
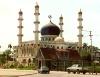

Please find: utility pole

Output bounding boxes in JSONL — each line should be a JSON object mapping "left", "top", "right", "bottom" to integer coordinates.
{"left": 89, "top": 31, "right": 95, "bottom": 73}
{"left": 89, "top": 31, "right": 94, "bottom": 61}
{"left": 89, "top": 31, "right": 93, "bottom": 49}
{"left": 89, "top": 31, "right": 93, "bottom": 61}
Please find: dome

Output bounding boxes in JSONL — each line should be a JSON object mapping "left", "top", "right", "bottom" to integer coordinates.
{"left": 41, "top": 21, "right": 60, "bottom": 35}
{"left": 54, "top": 36, "right": 64, "bottom": 43}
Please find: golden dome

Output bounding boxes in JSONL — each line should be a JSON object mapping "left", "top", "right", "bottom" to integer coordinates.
{"left": 54, "top": 36, "right": 64, "bottom": 43}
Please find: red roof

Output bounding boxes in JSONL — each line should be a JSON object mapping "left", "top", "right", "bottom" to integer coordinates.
{"left": 66, "top": 48, "right": 80, "bottom": 61}
{"left": 37, "top": 48, "right": 80, "bottom": 61}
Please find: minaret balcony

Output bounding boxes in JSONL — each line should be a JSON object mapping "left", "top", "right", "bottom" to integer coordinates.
{"left": 17, "top": 34, "right": 23, "bottom": 36}
{"left": 77, "top": 26, "right": 83, "bottom": 29}
{"left": 17, "top": 26, "right": 23, "bottom": 28}
{"left": 78, "top": 18, "right": 83, "bottom": 21}
{"left": 34, "top": 13, "right": 40, "bottom": 15}
{"left": 59, "top": 23, "right": 64, "bottom": 25}
{"left": 60, "top": 17, "right": 63, "bottom": 19}
{"left": 34, "top": 21, "right": 40, "bottom": 24}
{"left": 33, "top": 31, "right": 40, "bottom": 33}
{"left": 18, "top": 18, "right": 23, "bottom": 21}
{"left": 77, "top": 35, "right": 83, "bottom": 37}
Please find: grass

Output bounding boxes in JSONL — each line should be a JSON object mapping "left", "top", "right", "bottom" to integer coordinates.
{"left": 87, "top": 65, "right": 100, "bottom": 73}
{"left": 16, "top": 67, "right": 33, "bottom": 70}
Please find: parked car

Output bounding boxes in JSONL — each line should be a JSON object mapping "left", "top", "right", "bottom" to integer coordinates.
{"left": 38, "top": 66, "right": 50, "bottom": 74}
{"left": 66, "top": 64, "right": 88, "bottom": 74}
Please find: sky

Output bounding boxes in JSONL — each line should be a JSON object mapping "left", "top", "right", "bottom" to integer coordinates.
{"left": 0, "top": 0, "right": 100, "bottom": 51}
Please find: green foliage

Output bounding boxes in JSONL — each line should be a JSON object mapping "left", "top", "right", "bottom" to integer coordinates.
{"left": 16, "top": 63, "right": 37, "bottom": 70}
{"left": 17, "top": 64, "right": 24, "bottom": 68}
{"left": 79, "top": 43, "right": 99, "bottom": 61}
{"left": 2, "top": 49, "right": 12, "bottom": 61}
{"left": 0, "top": 54, "right": 6, "bottom": 64}
{"left": 9, "top": 64, "right": 15, "bottom": 68}
{"left": 3, "top": 49, "right": 11, "bottom": 55}
{"left": 88, "top": 65, "right": 100, "bottom": 73}
{"left": 31, "top": 63, "right": 37, "bottom": 70}
{"left": 0, "top": 49, "right": 14, "bottom": 68}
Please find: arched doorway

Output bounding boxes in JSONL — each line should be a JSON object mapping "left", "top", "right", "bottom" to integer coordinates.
{"left": 28, "top": 58, "right": 31, "bottom": 66}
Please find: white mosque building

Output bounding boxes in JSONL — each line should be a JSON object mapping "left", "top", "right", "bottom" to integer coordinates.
{"left": 13, "top": 3, "right": 83, "bottom": 66}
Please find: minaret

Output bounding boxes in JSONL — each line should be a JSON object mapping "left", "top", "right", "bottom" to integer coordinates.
{"left": 33, "top": 3, "right": 40, "bottom": 45}
{"left": 77, "top": 9, "right": 83, "bottom": 47}
{"left": 59, "top": 14, "right": 64, "bottom": 37}
{"left": 17, "top": 9, "right": 23, "bottom": 45}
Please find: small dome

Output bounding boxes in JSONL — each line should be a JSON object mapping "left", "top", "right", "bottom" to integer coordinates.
{"left": 54, "top": 36, "right": 64, "bottom": 43}
{"left": 41, "top": 21, "right": 60, "bottom": 35}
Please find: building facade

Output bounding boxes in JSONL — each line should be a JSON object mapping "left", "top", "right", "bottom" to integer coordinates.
{"left": 13, "top": 3, "right": 82, "bottom": 67}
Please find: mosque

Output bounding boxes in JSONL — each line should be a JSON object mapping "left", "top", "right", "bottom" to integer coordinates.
{"left": 13, "top": 3, "right": 83, "bottom": 70}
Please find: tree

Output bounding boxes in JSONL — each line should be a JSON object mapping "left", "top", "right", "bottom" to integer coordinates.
{"left": 0, "top": 54, "right": 6, "bottom": 65}
{"left": 0, "top": 49, "right": 14, "bottom": 68}
{"left": 83, "top": 43, "right": 88, "bottom": 48}
{"left": 79, "top": 43, "right": 99, "bottom": 65}
{"left": 3, "top": 49, "right": 12, "bottom": 61}
{"left": 8, "top": 44, "right": 12, "bottom": 50}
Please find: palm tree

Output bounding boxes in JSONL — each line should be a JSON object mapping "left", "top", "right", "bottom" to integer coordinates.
{"left": 8, "top": 44, "right": 12, "bottom": 51}
{"left": 8, "top": 44, "right": 16, "bottom": 62}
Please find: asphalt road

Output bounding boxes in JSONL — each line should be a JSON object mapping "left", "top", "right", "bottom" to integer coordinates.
{"left": 0, "top": 69, "right": 100, "bottom": 77}
{"left": 20, "top": 71, "right": 100, "bottom": 77}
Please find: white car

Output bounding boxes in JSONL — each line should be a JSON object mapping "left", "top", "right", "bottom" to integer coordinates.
{"left": 66, "top": 64, "right": 88, "bottom": 74}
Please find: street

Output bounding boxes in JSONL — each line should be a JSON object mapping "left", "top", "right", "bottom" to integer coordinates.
{"left": 0, "top": 69, "right": 100, "bottom": 77}
{"left": 22, "top": 71, "right": 100, "bottom": 77}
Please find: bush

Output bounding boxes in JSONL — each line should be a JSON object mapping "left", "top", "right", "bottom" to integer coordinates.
{"left": 9, "top": 64, "right": 14, "bottom": 68}
{"left": 3, "top": 63, "right": 10, "bottom": 69}
{"left": 18, "top": 64, "right": 24, "bottom": 68}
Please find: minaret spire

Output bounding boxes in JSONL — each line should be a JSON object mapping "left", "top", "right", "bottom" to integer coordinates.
{"left": 17, "top": 9, "right": 23, "bottom": 45}
{"left": 59, "top": 14, "right": 64, "bottom": 37}
{"left": 48, "top": 15, "right": 52, "bottom": 22}
{"left": 33, "top": 2, "right": 40, "bottom": 45}
{"left": 77, "top": 9, "right": 83, "bottom": 47}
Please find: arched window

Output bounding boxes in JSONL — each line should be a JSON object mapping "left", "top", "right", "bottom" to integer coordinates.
{"left": 22, "top": 59, "right": 26, "bottom": 63}
{"left": 49, "top": 38, "right": 51, "bottom": 41}
{"left": 28, "top": 58, "right": 31, "bottom": 63}
{"left": 57, "top": 46, "right": 59, "bottom": 49}
{"left": 61, "top": 46, "right": 63, "bottom": 49}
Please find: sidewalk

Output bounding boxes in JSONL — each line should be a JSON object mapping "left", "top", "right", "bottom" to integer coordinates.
{"left": 0, "top": 69, "right": 36, "bottom": 77}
